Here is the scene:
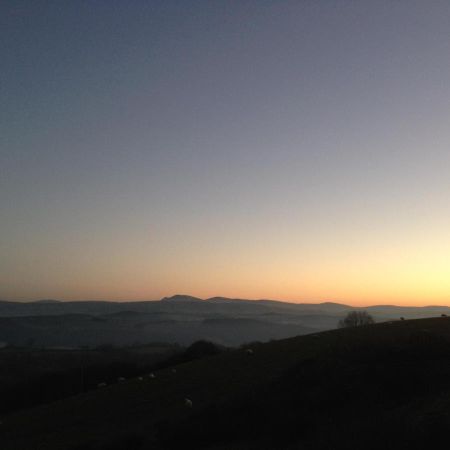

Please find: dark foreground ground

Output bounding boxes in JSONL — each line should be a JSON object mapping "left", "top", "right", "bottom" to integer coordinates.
{"left": 2, "top": 317, "right": 450, "bottom": 449}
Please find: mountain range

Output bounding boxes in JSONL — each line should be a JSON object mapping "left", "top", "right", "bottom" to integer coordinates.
{"left": 0, "top": 295, "right": 448, "bottom": 348}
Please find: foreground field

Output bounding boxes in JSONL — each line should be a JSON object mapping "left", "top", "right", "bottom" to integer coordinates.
{"left": 0, "top": 344, "right": 179, "bottom": 417}
{"left": 2, "top": 317, "right": 450, "bottom": 449}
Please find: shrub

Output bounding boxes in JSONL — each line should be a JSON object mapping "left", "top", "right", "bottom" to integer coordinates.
{"left": 338, "top": 311, "right": 375, "bottom": 328}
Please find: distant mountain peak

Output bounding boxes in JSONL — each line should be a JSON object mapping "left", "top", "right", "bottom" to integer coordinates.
{"left": 206, "top": 297, "right": 237, "bottom": 303}
{"left": 160, "top": 295, "right": 203, "bottom": 302}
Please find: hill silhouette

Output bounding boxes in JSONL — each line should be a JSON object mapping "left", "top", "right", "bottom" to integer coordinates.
{"left": 1, "top": 297, "right": 450, "bottom": 348}
{"left": 2, "top": 317, "right": 450, "bottom": 449}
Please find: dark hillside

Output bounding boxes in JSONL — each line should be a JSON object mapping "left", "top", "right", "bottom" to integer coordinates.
{"left": 2, "top": 318, "right": 450, "bottom": 449}
{"left": 0, "top": 344, "right": 178, "bottom": 416}
{"left": 161, "top": 319, "right": 450, "bottom": 449}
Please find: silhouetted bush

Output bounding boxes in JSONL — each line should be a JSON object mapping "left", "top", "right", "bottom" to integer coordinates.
{"left": 159, "top": 340, "right": 225, "bottom": 368}
{"left": 338, "top": 311, "right": 375, "bottom": 328}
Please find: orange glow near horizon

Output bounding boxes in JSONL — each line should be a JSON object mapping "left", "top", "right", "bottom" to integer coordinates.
{"left": 2, "top": 208, "right": 450, "bottom": 306}
{"left": 3, "top": 2, "right": 450, "bottom": 309}
{"left": 3, "top": 230, "right": 450, "bottom": 306}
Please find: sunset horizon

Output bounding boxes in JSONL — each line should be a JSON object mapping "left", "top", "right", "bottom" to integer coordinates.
{"left": 3, "top": 292, "right": 450, "bottom": 309}
{"left": 2, "top": 1, "right": 450, "bottom": 308}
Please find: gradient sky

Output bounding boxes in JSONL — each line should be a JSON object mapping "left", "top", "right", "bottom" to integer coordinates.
{"left": 2, "top": 1, "right": 450, "bottom": 305}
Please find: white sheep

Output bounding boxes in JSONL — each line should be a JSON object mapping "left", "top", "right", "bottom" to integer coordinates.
{"left": 148, "top": 373, "right": 156, "bottom": 379}
{"left": 137, "top": 376, "right": 143, "bottom": 381}
{"left": 97, "top": 382, "right": 107, "bottom": 388}
{"left": 246, "top": 348, "right": 254, "bottom": 356}
{"left": 117, "top": 377, "right": 126, "bottom": 382}
{"left": 184, "top": 398, "right": 193, "bottom": 408}
{"left": 171, "top": 368, "right": 177, "bottom": 374}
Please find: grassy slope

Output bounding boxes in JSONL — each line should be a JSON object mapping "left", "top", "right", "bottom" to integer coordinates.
{"left": 0, "top": 344, "right": 179, "bottom": 417}
{"left": 2, "top": 317, "right": 450, "bottom": 449}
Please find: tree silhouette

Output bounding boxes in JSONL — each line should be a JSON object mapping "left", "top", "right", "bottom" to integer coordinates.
{"left": 338, "top": 311, "right": 375, "bottom": 328}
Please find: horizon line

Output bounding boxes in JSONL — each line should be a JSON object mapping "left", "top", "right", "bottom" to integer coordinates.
{"left": 1, "top": 295, "right": 450, "bottom": 309}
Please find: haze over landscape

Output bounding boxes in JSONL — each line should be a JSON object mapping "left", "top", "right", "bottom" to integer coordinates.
{"left": 2, "top": 1, "right": 450, "bottom": 305}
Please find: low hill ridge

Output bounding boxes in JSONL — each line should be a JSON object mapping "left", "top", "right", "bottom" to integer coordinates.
{"left": 160, "top": 295, "right": 203, "bottom": 302}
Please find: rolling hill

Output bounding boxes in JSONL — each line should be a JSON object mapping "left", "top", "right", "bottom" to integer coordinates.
{"left": 1, "top": 296, "right": 450, "bottom": 348}
{"left": 1, "top": 316, "right": 450, "bottom": 449}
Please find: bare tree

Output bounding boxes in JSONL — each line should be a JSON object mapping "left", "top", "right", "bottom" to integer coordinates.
{"left": 338, "top": 311, "right": 375, "bottom": 328}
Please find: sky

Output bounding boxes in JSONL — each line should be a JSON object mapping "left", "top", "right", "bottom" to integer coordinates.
{"left": 1, "top": 1, "right": 450, "bottom": 305}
